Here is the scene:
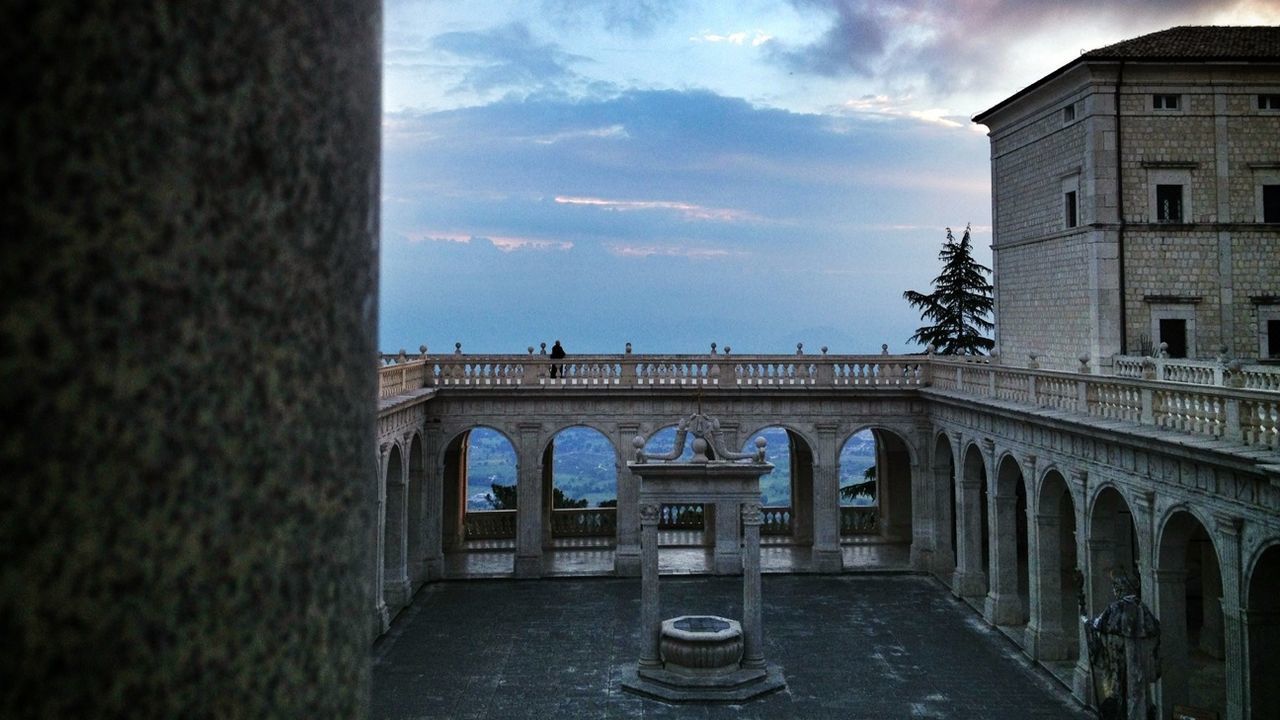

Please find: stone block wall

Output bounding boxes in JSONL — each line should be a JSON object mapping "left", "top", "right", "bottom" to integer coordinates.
{"left": 995, "top": 234, "right": 1093, "bottom": 369}
{"left": 984, "top": 62, "right": 1280, "bottom": 364}
{"left": 1232, "top": 231, "right": 1280, "bottom": 357}
{"left": 1123, "top": 230, "right": 1222, "bottom": 355}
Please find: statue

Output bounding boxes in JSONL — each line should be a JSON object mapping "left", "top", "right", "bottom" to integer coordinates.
{"left": 1077, "top": 570, "right": 1161, "bottom": 720}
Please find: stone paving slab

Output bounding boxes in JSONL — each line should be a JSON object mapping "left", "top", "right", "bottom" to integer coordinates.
{"left": 372, "top": 576, "right": 1090, "bottom": 719}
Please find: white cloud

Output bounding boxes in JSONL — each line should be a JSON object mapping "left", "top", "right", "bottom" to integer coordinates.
{"left": 691, "top": 30, "right": 773, "bottom": 47}
{"left": 404, "top": 231, "right": 573, "bottom": 252}
{"left": 607, "top": 243, "right": 738, "bottom": 259}
{"left": 554, "top": 195, "right": 760, "bottom": 222}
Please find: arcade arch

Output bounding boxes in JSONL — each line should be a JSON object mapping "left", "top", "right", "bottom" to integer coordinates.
{"left": 932, "top": 433, "right": 957, "bottom": 579}
{"left": 542, "top": 425, "right": 618, "bottom": 542}
{"left": 1247, "top": 543, "right": 1280, "bottom": 720}
{"left": 1028, "top": 469, "right": 1079, "bottom": 662}
{"left": 955, "top": 443, "right": 990, "bottom": 599}
{"left": 742, "top": 425, "right": 811, "bottom": 544}
{"left": 440, "top": 427, "right": 519, "bottom": 572}
{"left": 1086, "top": 486, "right": 1139, "bottom": 615}
{"left": 1156, "top": 509, "right": 1225, "bottom": 718}
{"left": 407, "top": 434, "right": 425, "bottom": 585}
{"left": 383, "top": 444, "right": 406, "bottom": 602}
{"left": 988, "top": 453, "right": 1029, "bottom": 627}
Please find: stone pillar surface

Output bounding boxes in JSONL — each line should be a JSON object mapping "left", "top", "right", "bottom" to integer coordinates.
{"left": 1070, "top": 470, "right": 1093, "bottom": 702}
{"left": 713, "top": 499, "right": 742, "bottom": 575}
{"left": 1027, "top": 512, "right": 1066, "bottom": 659}
{"left": 2, "top": 1, "right": 382, "bottom": 715}
{"left": 1213, "top": 515, "right": 1245, "bottom": 720}
{"left": 1155, "top": 568, "right": 1190, "bottom": 716}
{"left": 614, "top": 425, "right": 641, "bottom": 576}
{"left": 424, "top": 430, "right": 445, "bottom": 580}
{"left": 742, "top": 503, "right": 765, "bottom": 669}
{"left": 375, "top": 444, "right": 390, "bottom": 633}
{"left": 515, "top": 424, "right": 544, "bottom": 578}
{"left": 639, "top": 503, "right": 661, "bottom": 669}
{"left": 985, "top": 491, "right": 1023, "bottom": 626}
{"left": 953, "top": 478, "right": 986, "bottom": 598}
{"left": 812, "top": 423, "right": 841, "bottom": 572}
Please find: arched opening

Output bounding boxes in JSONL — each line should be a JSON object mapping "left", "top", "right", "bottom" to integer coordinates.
{"left": 836, "top": 427, "right": 913, "bottom": 570}
{"left": 543, "top": 426, "right": 617, "bottom": 544}
{"left": 932, "top": 433, "right": 957, "bottom": 581}
{"left": 956, "top": 443, "right": 990, "bottom": 599}
{"left": 645, "top": 425, "right": 704, "bottom": 547}
{"left": 440, "top": 427, "right": 519, "bottom": 574}
{"left": 383, "top": 444, "right": 407, "bottom": 606}
{"left": 407, "top": 433, "right": 425, "bottom": 586}
{"left": 1156, "top": 510, "right": 1225, "bottom": 718}
{"left": 988, "top": 454, "right": 1029, "bottom": 627}
{"left": 1086, "top": 487, "right": 1139, "bottom": 616}
{"left": 1029, "top": 470, "right": 1079, "bottom": 664}
{"left": 743, "top": 426, "right": 810, "bottom": 544}
{"left": 1247, "top": 543, "right": 1280, "bottom": 720}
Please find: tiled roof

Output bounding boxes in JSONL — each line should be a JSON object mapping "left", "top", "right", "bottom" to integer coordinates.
{"left": 1081, "top": 26, "right": 1280, "bottom": 60}
{"left": 974, "top": 25, "right": 1280, "bottom": 123}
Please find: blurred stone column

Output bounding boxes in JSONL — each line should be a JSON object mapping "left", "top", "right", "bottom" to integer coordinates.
{"left": 741, "top": 502, "right": 765, "bottom": 669}
{"left": 2, "top": 0, "right": 382, "bottom": 716}
{"left": 639, "top": 503, "right": 662, "bottom": 669}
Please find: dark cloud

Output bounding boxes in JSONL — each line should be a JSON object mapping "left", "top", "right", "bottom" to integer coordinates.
{"left": 431, "top": 22, "right": 587, "bottom": 94}
{"left": 768, "top": 1, "right": 886, "bottom": 77}
{"left": 540, "top": 0, "right": 681, "bottom": 36}
{"left": 773, "top": 0, "right": 1247, "bottom": 92}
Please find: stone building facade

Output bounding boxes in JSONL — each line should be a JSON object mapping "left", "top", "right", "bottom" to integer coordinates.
{"left": 974, "top": 27, "right": 1280, "bottom": 369}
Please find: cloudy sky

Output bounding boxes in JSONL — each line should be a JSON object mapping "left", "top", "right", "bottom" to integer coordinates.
{"left": 380, "top": 0, "right": 1278, "bottom": 355}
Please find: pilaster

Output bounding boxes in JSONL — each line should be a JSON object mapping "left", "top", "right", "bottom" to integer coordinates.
{"left": 515, "top": 423, "right": 544, "bottom": 578}
{"left": 812, "top": 422, "right": 842, "bottom": 573}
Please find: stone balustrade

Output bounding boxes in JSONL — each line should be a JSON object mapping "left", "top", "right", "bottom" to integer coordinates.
{"left": 839, "top": 506, "right": 879, "bottom": 535}
{"left": 549, "top": 507, "right": 618, "bottom": 538}
{"left": 932, "top": 357, "right": 1280, "bottom": 450}
{"left": 380, "top": 352, "right": 1280, "bottom": 452}
{"left": 658, "top": 503, "right": 705, "bottom": 529}
{"left": 379, "top": 352, "right": 929, "bottom": 390}
{"left": 463, "top": 509, "right": 516, "bottom": 540}
{"left": 1113, "top": 354, "right": 1280, "bottom": 391}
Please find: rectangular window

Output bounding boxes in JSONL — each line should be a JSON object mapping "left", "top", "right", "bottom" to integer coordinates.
{"left": 1064, "top": 190, "right": 1078, "bottom": 228}
{"left": 1259, "top": 94, "right": 1280, "bottom": 110}
{"left": 1264, "top": 185, "right": 1280, "bottom": 223}
{"left": 1153, "top": 94, "right": 1180, "bottom": 110}
{"left": 1159, "top": 319, "right": 1188, "bottom": 359}
{"left": 1156, "top": 184, "right": 1183, "bottom": 222}
{"left": 1270, "top": 320, "right": 1280, "bottom": 358}
{"left": 1063, "top": 104, "right": 1076, "bottom": 122}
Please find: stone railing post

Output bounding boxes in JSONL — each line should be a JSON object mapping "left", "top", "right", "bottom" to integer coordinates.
{"left": 1140, "top": 387, "right": 1155, "bottom": 425}
{"left": 1224, "top": 397, "right": 1243, "bottom": 444}
{"left": 817, "top": 354, "right": 834, "bottom": 385}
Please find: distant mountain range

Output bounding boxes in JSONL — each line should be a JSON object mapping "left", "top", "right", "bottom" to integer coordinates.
{"left": 464, "top": 426, "right": 878, "bottom": 510}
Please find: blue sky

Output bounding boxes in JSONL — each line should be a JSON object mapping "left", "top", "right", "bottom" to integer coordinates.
{"left": 380, "top": 0, "right": 1278, "bottom": 355}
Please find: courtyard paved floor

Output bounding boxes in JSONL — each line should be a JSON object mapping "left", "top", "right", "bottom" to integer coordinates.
{"left": 372, "top": 575, "right": 1090, "bottom": 719}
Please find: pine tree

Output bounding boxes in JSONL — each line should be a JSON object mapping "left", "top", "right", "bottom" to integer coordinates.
{"left": 903, "top": 224, "right": 994, "bottom": 355}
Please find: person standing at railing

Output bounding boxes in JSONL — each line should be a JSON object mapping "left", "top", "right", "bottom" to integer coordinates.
{"left": 550, "top": 339, "right": 566, "bottom": 378}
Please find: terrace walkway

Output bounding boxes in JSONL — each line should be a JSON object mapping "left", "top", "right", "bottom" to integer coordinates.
{"left": 371, "top": 575, "right": 1091, "bottom": 719}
